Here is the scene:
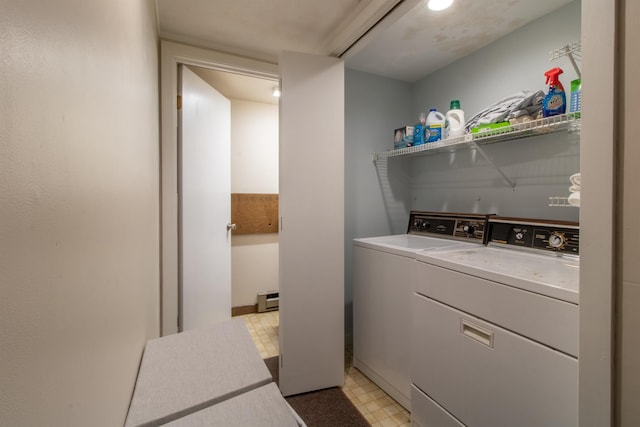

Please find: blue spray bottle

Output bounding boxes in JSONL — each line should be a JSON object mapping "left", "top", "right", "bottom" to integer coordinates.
{"left": 414, "top": 112, "right": 426, "bottom": 146}
{"left": 542, "top": 67, "right": 566, "bottom": 117}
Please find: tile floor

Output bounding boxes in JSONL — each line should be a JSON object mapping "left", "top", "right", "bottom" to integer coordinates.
{"left": 240, "top": 311, "right": 411, "bottom": 427}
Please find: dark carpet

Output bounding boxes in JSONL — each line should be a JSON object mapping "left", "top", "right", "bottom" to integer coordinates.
{"left": 264, "top": 356, "right": 369, "bottom": 427}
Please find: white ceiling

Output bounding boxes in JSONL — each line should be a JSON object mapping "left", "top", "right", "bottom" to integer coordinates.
{"left": 188, "top": 66, "right": 279, "bottom": 105}
{"left": 345, "top": 0, "right": 576, "bottom": 82}
{"left": 157, "top": 0, "right": 576, "bottom": 100}
{"left": 156, "top": 0, "right": 365, "bottom": 63}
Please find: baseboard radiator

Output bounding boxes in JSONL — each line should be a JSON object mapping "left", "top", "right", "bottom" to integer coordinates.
{"left": 257, "top": 291, "right": 279, "bottom": 313}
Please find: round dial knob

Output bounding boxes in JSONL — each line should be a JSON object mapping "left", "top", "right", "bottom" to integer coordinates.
{"left": 421, "top": 221, "right": 430, "bottom": 230}
{"left": 548, "top": 232, "right": 566, "bottom": 249}
{"left": 515, "top": 232, "right": 524, "bottom": 240}
{"left": 462, "top": 225, "right": 475, "bottom": 234}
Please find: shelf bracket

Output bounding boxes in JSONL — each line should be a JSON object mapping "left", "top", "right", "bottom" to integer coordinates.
{"left": 549, "top": 41, "right": 581, "bottom": 78}
{"left": 471, "top": 142, "right": 517, "bottom": 190}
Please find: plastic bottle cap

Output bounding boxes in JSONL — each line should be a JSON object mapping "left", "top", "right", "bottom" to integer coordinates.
{"left": 429, "top": 108, "right": 436, "bottom": 112}
{"left": 449, "top": 100, "right": 460, "bottom": 110}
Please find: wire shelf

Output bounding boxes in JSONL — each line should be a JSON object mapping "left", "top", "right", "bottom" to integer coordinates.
{"left": 549, "top": 40, "right": 581, "bottom": 78}
{"left": 548, "top": 196, "right": 578, "bottom": 207}
{"left": 549, "top": 41, "right": 582, "bottom": 62}
{"left": 373, "top": 113, "right": 581, "bottom": 161}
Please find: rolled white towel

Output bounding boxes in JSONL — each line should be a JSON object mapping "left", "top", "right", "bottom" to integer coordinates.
{"left": 570, "top": 173, "right": 581, "bottom": 186}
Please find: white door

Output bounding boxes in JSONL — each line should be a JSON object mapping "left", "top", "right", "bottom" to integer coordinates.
{"left": 278, "top": 51, "right": 345, "bottom": 396}
{"left": 179, "top": 65, "right": 232, "bottom": 331}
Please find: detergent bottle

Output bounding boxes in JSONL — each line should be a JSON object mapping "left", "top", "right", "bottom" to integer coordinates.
{"left": 426, "top": 109, "right": 445, "bottom": 142}
{"left": 445, "top": 100, "right": 465, "bottom": 139}
{"left": 570, "top": 78, "right": 581, "bottom": 116}
{"left": 542, "top": 67, "right": 566, "bottom": 117}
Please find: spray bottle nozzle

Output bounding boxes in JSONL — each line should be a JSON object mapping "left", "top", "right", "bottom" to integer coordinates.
{"left": 545, "top": 67, "right": 564, "bottom": 85}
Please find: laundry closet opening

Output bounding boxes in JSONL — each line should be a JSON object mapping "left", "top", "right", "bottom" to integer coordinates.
{"left": 187, "top": 65, "right": 280, "bottom": 320}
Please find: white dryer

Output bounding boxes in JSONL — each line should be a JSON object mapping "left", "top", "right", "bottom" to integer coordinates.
{"left": 411, "top": 217, "right": 580, "bottom": 427}
{"left": 353, "top": 211, "right": 491, "bottom": 410}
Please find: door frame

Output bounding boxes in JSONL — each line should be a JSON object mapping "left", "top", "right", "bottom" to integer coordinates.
{"left": 160, "top": 40, "right": 279, "bottom": 336}
{"left": 580, "top": 0, "right": 616, "bottom": 424}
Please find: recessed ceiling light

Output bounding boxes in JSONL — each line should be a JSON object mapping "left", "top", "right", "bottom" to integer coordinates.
{"left": 428, "top": 0, "right": 454, "bottom": 11}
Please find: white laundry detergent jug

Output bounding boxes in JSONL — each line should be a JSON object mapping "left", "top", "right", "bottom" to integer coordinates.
{"left": 445, "top": 100, "right": 465, "bottom": 139}
{"left": 426, "top": 109, "right": 445, "bottom": 142}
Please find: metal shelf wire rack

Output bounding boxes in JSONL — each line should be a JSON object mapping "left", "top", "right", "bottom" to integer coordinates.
{"left": 372, "top": 113, "right": 581, "bottom": 161}
{"left": 548, "top": 197, "right": 575, "bottom": 207}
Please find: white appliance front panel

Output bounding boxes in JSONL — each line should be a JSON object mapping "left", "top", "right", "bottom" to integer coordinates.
{"left": 413, "top": 260, "right": 579, "bottom": 356}
{"left": 411, "top": 385, "right": 465, "bottom": 427}
{"left": 353, "top": 245, "right": 413, "bottom": 409}
{"left": 412, "top": 294, "right": 578, "bottom": 427}
{"left": 415, "top": 246, "right": 579, "bottom": 303}
{"left": 352, "top": 235, "right": 482, "bottom": 410}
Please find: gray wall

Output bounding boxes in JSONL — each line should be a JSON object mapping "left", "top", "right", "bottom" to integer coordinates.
{"left": 344, "top": 69, "right": 413, "bottom": 343}
{"left": 412, "top": 1, "right": 582, "bottom": 122}
{"left": 410, "top": 0, "right": 581, "bottom": 221}
{"left": 344, "top": 0, "right": 582, "bottom": 343}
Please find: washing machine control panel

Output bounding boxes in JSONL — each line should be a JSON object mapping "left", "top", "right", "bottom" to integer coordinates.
{"left": 488, "top": 218, "right": 580, "bottom": 255}
{"left": 408, "top": 212, "right": 490, "bottom": 243}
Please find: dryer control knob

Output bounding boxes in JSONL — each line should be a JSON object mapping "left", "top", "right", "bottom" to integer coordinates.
{"left": 548, "top": 232, "right": 566, "bottom": 249}
{"left": 463, "top": 225, "right": 475, "bottom": 235}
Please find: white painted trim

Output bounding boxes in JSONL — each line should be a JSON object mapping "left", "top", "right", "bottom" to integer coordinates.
{"left": 337, "top": 0, "right": 421, "bottom": 60}
{"left": 580, "top": 0, "right": 616, "bottom": 425}
{"left": 159, "top": 35, "right": 279, "bottom": 65}
{"left": 160, "top": 40, "right": 278, "bottom": 335}
{"left": 321, "top": 0, "right": 413, "bottom": 57}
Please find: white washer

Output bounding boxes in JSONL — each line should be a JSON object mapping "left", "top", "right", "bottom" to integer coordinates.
{"left": 411, "top": 217, "right": 580, "bottom": 427}
{"left": 353, "top": 212, "right": 491, "bottom": 410}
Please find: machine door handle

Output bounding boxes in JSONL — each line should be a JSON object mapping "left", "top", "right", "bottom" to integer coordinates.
{"left": 227, "top": 223, "right": 237, "bottom": 231}
{"left": 460, "top": 319, "right": 494, "bottom": 348}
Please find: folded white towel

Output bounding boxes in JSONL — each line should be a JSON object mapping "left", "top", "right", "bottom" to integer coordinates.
{"left": 568, "top": 191, "right": 581, "bottom": 207}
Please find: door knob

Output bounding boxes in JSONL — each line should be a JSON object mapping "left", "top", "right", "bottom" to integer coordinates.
{"left": 227, "top": 223, "right": 237, "bottom": 231}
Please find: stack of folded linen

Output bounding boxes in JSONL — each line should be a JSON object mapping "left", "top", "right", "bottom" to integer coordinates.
{"left": 568, "top": 173, "right": 581, "bottom": 207}
{"left": 465, "top": 90, "right": 545, "bottom": 132}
